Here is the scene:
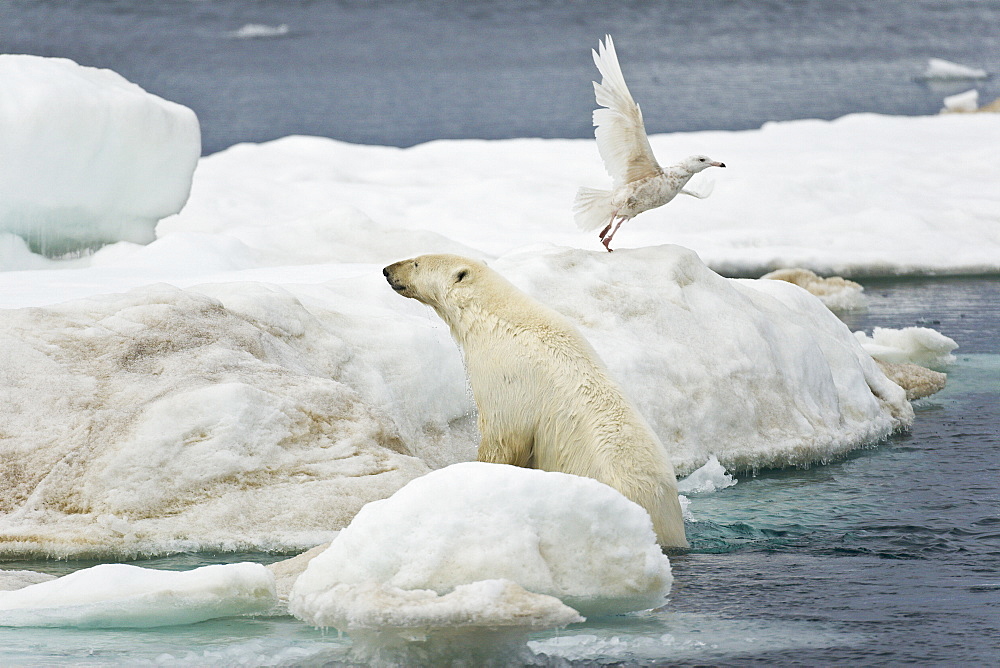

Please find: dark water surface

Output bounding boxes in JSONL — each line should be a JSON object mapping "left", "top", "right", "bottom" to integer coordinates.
{"left": 2, "top": 0, "right": 999, "bottom": 154}
{"left": 666, "top": 277, "right": 1000, "bottom": 666}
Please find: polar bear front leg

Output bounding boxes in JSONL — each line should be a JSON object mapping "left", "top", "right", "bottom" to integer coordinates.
{"left": 477, "top": 426, "right": 534, "bottom": 469}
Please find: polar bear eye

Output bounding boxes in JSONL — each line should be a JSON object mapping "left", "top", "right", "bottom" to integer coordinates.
{"left": 455, "top": 269, "right": 469, "bottom": 283}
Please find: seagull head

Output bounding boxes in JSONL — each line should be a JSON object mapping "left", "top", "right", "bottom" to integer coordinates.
{"left": 681, "top": 155, "right": 726, "bottom": 174}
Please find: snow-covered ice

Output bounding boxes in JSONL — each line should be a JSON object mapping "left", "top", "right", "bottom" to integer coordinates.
{"left": 0, "top": 563, "right": 274, "bottom": 628}
{"left": 3, "top": 113, "right": 1000, "bottom": 279}
{"left": 0, "top": 55, "right": 200, "bottom": 258}
{"left": 676, "top": 456, "right": 738, "bottom": 521}
{"left": 292, "top": 580, "right": 584, "bottom": 666}
{"left": 289, "top": 462, "right": 673, "bottom": 622}
{"left": 144, "top": 113, "right": 1000, "bottom": 277}
{"left": 870, "top": 359, "right": 948, "bottom": 402}
{"left": 294, "top": 579, "right": 582, "bottom": 632}
{"left": 0, "top": 244, "right": 914, "bottom": 557}
{"left": 291, "top": 579, "right": 582, "bottom": 666}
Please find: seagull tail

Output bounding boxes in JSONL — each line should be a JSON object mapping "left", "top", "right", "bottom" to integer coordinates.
{"left": 573, "top": 187, "right": 616, "bottom": 232}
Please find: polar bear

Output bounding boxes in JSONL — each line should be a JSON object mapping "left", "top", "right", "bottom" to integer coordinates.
{"left": 383, "top": 254, "right": 687, "bottom": 549}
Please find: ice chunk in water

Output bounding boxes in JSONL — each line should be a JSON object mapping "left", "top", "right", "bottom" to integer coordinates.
{"left": 0, "top": 563, "right": 275, "bottom": 628}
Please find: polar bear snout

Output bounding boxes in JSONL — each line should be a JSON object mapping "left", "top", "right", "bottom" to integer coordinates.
{"left": 383, "top": 262, "right": 410, "bottom": 294}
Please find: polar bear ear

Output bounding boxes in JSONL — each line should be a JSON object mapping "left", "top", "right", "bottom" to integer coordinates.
{"left": 454, "top": 268, "right": 470, "bottom": 283}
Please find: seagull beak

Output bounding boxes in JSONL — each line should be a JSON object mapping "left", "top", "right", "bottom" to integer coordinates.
{"left": 712, "top": 161, "right": 726, "bottom": 168}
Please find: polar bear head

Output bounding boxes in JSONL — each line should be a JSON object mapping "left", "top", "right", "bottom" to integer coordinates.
{"left": 384, "top": 254, "right": 563, "bottom": 342}
{"left": 383, "top": 254, "right": 486, "bottom": 313}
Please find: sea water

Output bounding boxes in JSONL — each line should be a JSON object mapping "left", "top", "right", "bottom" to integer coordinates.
{"left": 2, "top": 0, "right": 999, "bottom": 154}
{"left": 1, "top": 277, "right": 996, "bottom": 665}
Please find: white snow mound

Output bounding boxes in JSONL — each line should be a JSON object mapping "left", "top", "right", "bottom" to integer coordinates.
{"left": 0, "top": 246, "right": 918, "bottom": 558}
{"left": 289, "top": 462, "right": 674, "bottom": 623}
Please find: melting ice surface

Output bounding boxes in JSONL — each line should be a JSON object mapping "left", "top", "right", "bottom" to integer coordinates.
{"left": 0, "top": 55, "right": 990, "bottom": 664}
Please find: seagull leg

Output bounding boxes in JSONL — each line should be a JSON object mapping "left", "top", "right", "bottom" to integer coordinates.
{"left": 598, "top": 210, "right": 619, "bottom": 241}
{"left": 602, "top": 216, "right": 627, "bottom": 251}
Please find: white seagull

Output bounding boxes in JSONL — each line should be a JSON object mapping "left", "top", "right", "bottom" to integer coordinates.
{"left": 574, "top": 35, "right": 726, "bottom": 251}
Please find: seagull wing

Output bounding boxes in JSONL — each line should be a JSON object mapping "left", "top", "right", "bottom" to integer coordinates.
{"left": 681, "top": 177, "right": 715, "bottom": 199}
{"left": 591, "top": 35, "right": 662, "bottom": 189}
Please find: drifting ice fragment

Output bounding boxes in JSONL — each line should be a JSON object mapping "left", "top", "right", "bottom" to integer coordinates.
{"left": 921, "top": 57, "right": 989, "bottom": 80}
{"left": 677, "top": 456, "right": 738, "bottom": 494}
{"left": 942, "top": 89, "right": 979, "bottom": 113}
{"left": 854, "top": 327, "right": 958, "bottom": 369}
{"left": 229, "top": 24, "right": 291, "bottom": 39}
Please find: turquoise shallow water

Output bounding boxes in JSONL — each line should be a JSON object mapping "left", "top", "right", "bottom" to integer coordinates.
{"left": 1, "top": 278, "right": 997, "bottom": 666}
